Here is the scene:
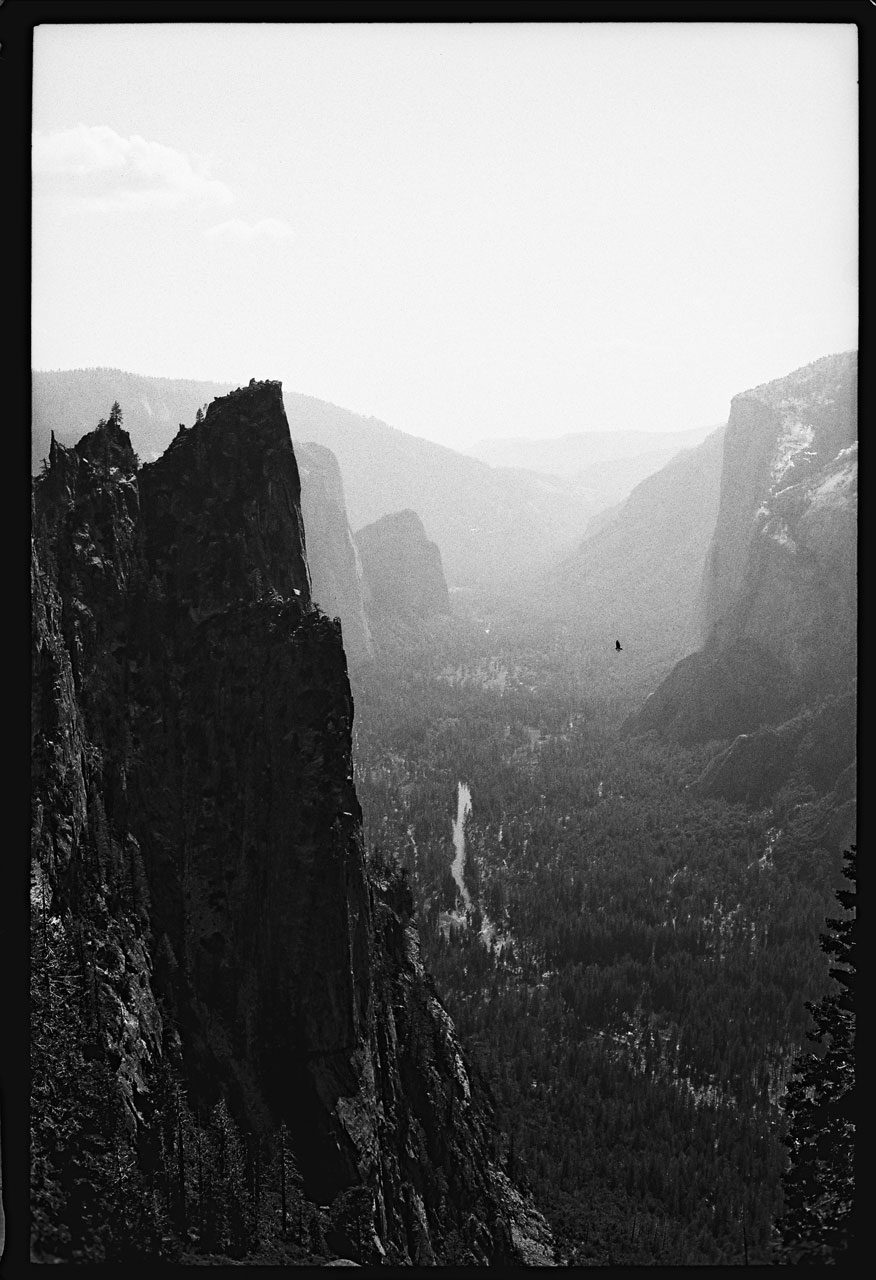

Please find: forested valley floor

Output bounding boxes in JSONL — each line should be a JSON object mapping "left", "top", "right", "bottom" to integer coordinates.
{"left": 350, "top": 609, "right": 845, "bottom": 1266}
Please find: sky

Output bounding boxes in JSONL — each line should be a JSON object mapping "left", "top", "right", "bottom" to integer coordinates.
{"left": 32, "top": 22, "right": 857, "bottom": 450}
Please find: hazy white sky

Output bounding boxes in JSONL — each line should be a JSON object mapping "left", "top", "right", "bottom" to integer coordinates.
{"left": 32, "top": 22, "right": 857, "bottom": 449}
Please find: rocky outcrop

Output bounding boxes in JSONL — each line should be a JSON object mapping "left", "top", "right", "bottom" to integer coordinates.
{"left": 295, "top": 442, "right": 373, "bottom": 666}
{"left": 30, "top": 383, "right": 552, "bottom": 1264}
{"left": 31, "top": 367, "right": 235, "bottom": 469}
{"left": 624, "top": 354, "right": 857, "bottom": 753}
{"left": 356, "top": 510, "right": 451, "bottom": 629}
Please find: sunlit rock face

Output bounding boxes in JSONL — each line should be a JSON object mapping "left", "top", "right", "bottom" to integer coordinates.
{"left": 701, "top": 351, "right": 857, "bottom": 687}
{"left": 30, "top": 381, "right": 552, "bottom": 1264}
{"left": 624, "top": 353, "right": 857, "bottom": 773}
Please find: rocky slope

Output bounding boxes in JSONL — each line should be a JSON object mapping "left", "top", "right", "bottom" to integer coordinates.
{"left": 30, "top": 382, "right": 553, "bottom": 1265}
{"left": 356, "top": 510, "right": 451, "bottom": 633}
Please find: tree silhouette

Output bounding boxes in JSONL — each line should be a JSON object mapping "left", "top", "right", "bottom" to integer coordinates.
{"left": 778, "top": 845, "right": 856, "bottom": 1263}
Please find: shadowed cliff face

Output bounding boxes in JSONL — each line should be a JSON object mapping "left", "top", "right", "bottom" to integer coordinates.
{"left": 296, "top": 441, "right": 374, "bottom": 666}
{"left": 30, "top": 382, "right": 552, "bottom": 1264}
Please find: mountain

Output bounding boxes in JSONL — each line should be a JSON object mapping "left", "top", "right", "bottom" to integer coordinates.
{"left": 700, "top": 352, "right": 857, "bottom": 687}
{"left": 622, "top": 353, "right": 857, "bottom": 823}
{"left": 33, "top": 369, "right": 604, "bottom": 593}
{"left": 30, "top": 382, "right": 553, "bottom": 1265}
{"left": 31, "top": 367, "right": 235, "bottom": 470}
{"left": 466, "top": 424, "right": 716, "bottom": 476}
{"left": 296, "top": 442, "right": 374, "bottom": 665}
{"left": 281, "top": 392, "right": 606, "bottom": 592}
{"left": 356, "top": 509, "right": 451, "bottom": 634}
{"left": 549, "top": 425, "right": 726, "bottom": 668}
{"left": 33, "top": 372, "right": 374, "bottom": 666}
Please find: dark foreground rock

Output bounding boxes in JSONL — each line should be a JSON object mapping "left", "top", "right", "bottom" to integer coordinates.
{"left": 30, "top": 383, "right": 553, "bottom": 1265}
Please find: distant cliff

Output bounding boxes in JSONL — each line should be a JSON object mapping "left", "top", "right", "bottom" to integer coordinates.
{"left": 30, "top": 383, "right": 553, "bottom": 1265}
{"left": 356, "top": 509, "right": 452, "bottom": 631}
{"left": 700, "top": 351, "right": 857, "bottom": 687}
{"left": 296, "top": 442, "right": 374, "bottom": 665}
{"left": 623, "top": 353, "right": 856, "bottom": 831}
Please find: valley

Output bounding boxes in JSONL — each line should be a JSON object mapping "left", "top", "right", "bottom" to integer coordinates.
{"left": 25, "top": 22, "right": 857, "bottom": 1268}
{"left": 349, "top": 615, "right": 848, "bottom": 1264}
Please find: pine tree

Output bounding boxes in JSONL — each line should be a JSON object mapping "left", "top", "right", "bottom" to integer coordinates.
{"left": 778, "top": 845, "right": 856, "bottom": 1263}
{"left": 201, "top": 1098, "right": 253, "bottom": 1257}
{"left": 30, "top": 904, "right": 164, "bottom": 1261}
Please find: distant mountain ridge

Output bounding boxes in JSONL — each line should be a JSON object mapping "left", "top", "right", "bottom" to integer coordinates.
{"left": 466, "top": 424, "right": 717, "bottom": 477}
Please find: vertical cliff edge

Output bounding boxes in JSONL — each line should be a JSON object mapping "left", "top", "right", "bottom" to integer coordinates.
{"left": 623, "top": 353, "right": 857, "bottom": 746}
{"left": 620, "top": 354, "right": 856, "bottom": 844}
{"left": 30, "top": 381, "right": 553, "bottom": 1265}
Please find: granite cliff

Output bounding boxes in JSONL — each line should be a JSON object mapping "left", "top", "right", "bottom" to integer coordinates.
{"left": 622, "top": 354, "right": 856, "bottom": 835}
{"left": 700, "top": 351, "right": 857, "bottom": 688}
{"left": 356, "top": 510, "right": 451, "bottom": 633}
{"left": 30, "top": 382, "right": 553, "bottom": 1265}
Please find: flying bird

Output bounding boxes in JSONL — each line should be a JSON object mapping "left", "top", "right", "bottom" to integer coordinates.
{"left": 615, "top": 640, "right": 623, "bottom": 651}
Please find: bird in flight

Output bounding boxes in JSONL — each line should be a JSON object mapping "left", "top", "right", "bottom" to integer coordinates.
{"left": 615, "top": 640, "right": 623, "bottom": 651}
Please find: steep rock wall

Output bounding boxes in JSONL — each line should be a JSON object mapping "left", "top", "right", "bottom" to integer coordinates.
{"left": 701, "top": 351, "right": 857, "bottom": 683}
{"left": 624, "top": 353, "right": 857, "bottom": 750}
{"left": 30, "top": 383, "right": 552, "bottom": 1264}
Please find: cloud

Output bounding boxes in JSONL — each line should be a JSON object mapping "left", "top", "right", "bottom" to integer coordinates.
{"left": 32, "top": 124, "right": 233, "bottom": 211}
{"left": 204, "top": 217, "right": 295, "bottom": 243}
